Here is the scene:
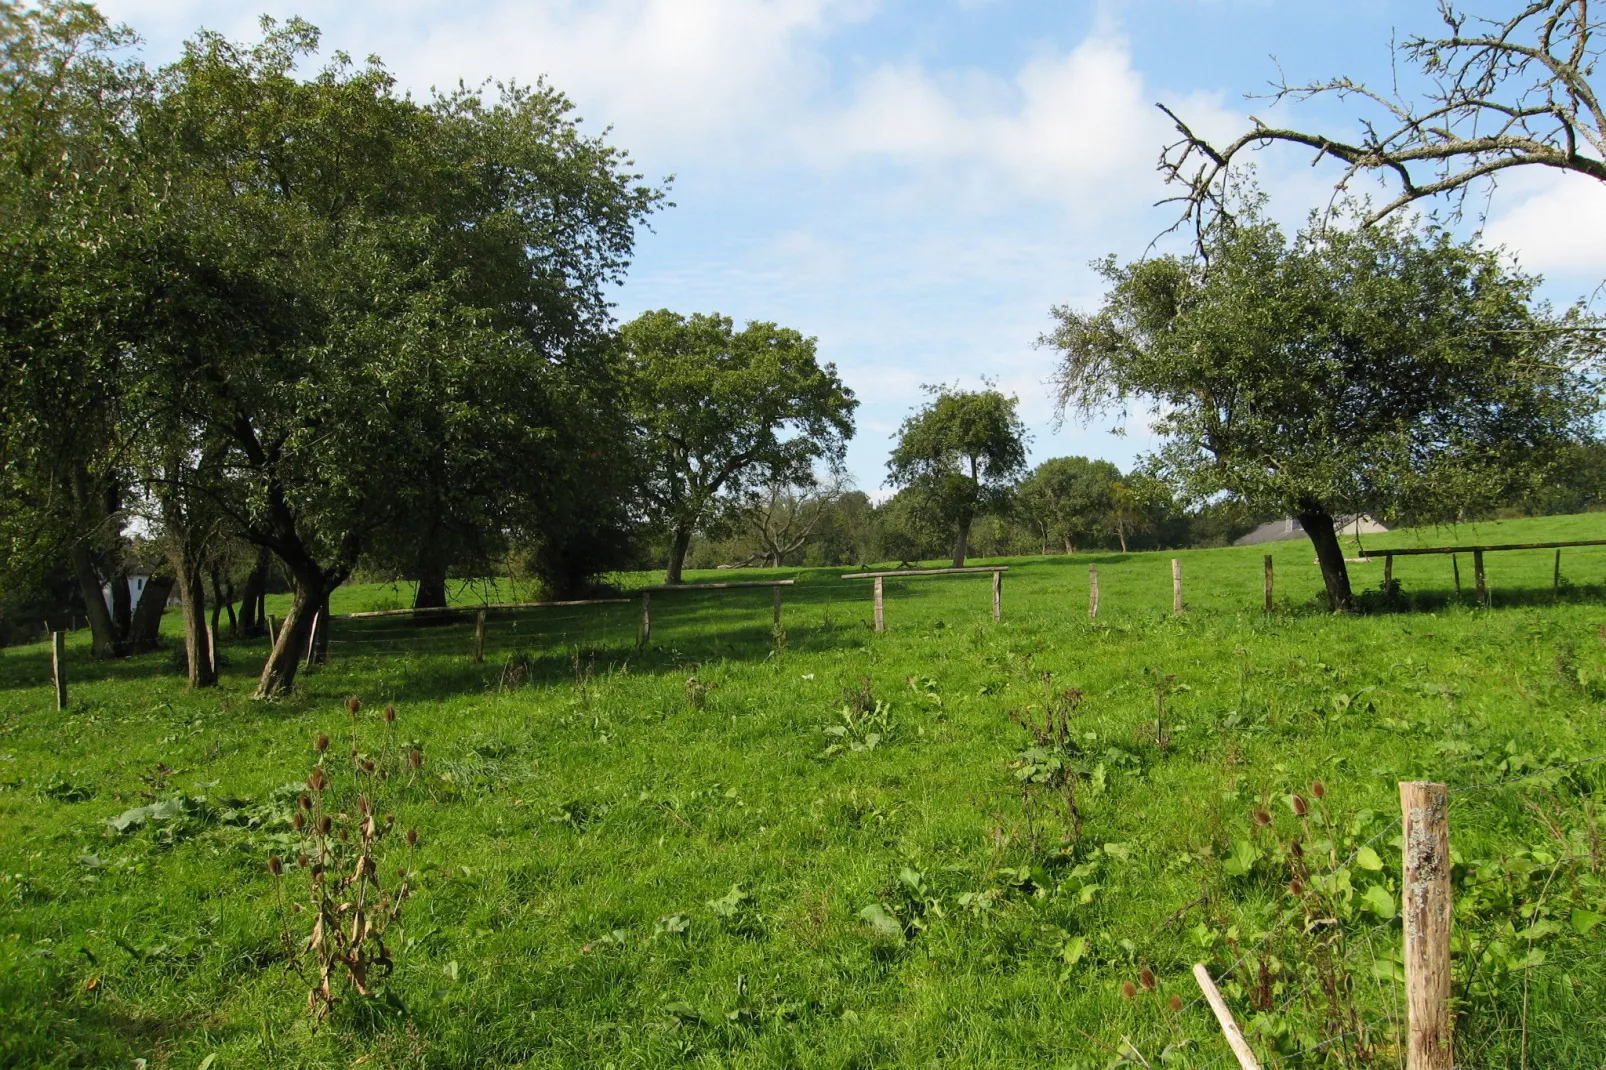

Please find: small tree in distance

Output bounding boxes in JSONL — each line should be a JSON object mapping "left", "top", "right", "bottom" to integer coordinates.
{"left": 887, "top": 387, "right": 1027, "bottom": 568}
{"left": 1017, "top": 456, "right": 1121, "bottom": 554}
{"left": 1043, "top": 200, "right": 1603, "bottom": 611}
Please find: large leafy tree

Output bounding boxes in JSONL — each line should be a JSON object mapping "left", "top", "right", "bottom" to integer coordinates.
{"left": 620, "top": 310, "right": 857, "bottom": 584}
{"left": 1044, "top": 203, "right": 1603, "bottom": 611}
{"left": 887, "top": 388, "right": 1027, "bottom": 567}
{"left": 124, "top": 20, "right": 661, "bottom": 696}
{"left": 1016, "top": 456, "right": 1121, "bottom": 554}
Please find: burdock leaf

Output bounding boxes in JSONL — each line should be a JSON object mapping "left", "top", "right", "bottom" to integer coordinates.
{"left": 857, "top": 903, "right": 904, "bottom": 941}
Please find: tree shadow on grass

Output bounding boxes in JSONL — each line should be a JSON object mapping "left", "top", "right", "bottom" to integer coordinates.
{"left": 1356, "top": 582, "right": 1606, "bottom": 615}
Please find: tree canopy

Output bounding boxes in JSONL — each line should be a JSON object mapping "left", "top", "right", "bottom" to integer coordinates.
{"left": 1043, "top": 203, "right": 1603, "bottom": 610}
{"left": 1016, "top": 456, "right": 1122, "bottom": 554}
{"left": 620, "top": 310, "right": 857, "bottom": 584}
{"left": 887, "top": 388, "right": 1027, "bottom": 567}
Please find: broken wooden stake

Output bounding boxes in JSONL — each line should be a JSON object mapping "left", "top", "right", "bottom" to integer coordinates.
{"left": 1192, "top": 963, "right": 1260, "bottom": 1070}
{"left": 1088, "top": 566, "right": 1099, "bottom": 620}
{"left": 991, "top": 570, "right": 1002, "bottom": 622}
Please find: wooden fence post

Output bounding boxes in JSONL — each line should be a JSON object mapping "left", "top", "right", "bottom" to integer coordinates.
{"left": 639, "top": 592, "right": 651, "bottom": 646}
{"left": 304, "top": 610, "right": 321, "bottom": 669}
{"left": 872, "top": 576, "right": 885, "bottom": 633}
{"left": 773, "top": 585, "right": 782, "bottom": 627}
{"left": 1401, "top": 780, "right": 1454, "bottom": 1070}
{"left": 991, "top": 570, "right": 1002, "bottom": 622}
{"left": 1473, "top": 549, "right": 1487, "bottom": 606}
{"left": 473, "top": 609, "right": 486, "bottom": 664}
{"left": 1172, "top": 558, "right": 1183, "bottom": 615}
{"left": 1384, "top": 553, "right": 1394, "bottom": 592}
{"left": 1262, "top": 555, "right": 1273, "bottom": 613}
{"left": 1089, "top": 566, "right": 1100, "bottom": 620}
{"left": 1451, "top": 555, "right": 1461, "bottom": 597}
{"left": 1554, "top": 548, "right": 1562, "bottom": 599}
{"left": 266, "top": 613, "right": 279, "bottom": 649}
{"left": 206, "top": 620, "right": 217, "bottom": 676}
{"left": 1192, "top": 964, "right": 1261, "bottom": 1070}
{"left": 51, "top": 631, "right": 67, "bottom": 711}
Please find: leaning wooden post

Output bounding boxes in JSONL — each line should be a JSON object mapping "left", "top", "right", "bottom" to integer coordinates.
{"left": 1401, "top": 780, "right": 1454, "bottom": 1070}
{"left": 1171, "top": 558, "right": 1183, "bottom": 616}
{"left": 772, "top": 585, "right": 782, "bottom": 626}
{"left": 51, "top": 631, "right": 67, "bottom": 711}
{"left": 304, "top": 610, "right": 321, "bottom": 669}
{"left": 1262, "top": 555, "right": 1273, "bottom": 613}
{"left": 1553, "top": 548, "right": 1562, "bottom": 599}
{"left": 639, "top": 592, "right": 651, "bottom": 646}
{"left": 1192, "top": 964, "right": 1261, "bottom": 1070}
{"left": 1472, "top": 549, "right": 1487, "bottom": 606}
{"left": 1088, "top": 566, "right": 1100, "bottom": 620}
{"left": 473, "top": 609, "right": 486, "bottom": 664}
{"left": 872, "top": 576, "right": 885, "bottom": 633}
{"left": 991, "top": 570, "right": 1002, "bottom": 622}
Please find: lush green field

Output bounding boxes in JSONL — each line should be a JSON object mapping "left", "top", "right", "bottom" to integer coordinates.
{"left": 4, "top": 513, "right": 1606, "bottom": 1068}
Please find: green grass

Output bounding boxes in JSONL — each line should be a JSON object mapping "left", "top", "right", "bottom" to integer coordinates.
{"left": 4, "top": 513, "right": 1606, "bottom": 1068}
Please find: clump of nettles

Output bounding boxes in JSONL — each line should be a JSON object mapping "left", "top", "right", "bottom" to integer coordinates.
{"left": 1009, "top": 688, "right": 1086, "bottom": 850}
{"left": 268, "top": 696, "right": 421, "bottom": 1026}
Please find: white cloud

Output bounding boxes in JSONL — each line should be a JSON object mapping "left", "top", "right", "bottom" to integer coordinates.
{"left": 1483, "top": 170, "right": 1606, "bottom": 291}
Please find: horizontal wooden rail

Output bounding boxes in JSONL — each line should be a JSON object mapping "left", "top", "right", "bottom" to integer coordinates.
{"left": 1360, "top": 538, "right": 1606, "bottom": 557}
{"left": 637, "top": 579, "right": 796, "bottom": 592}
{"left": 840, "top": 566, "right": 1010, "bottom": 580}
{"left": 340, "top": 598, "right": 631, "bottom": 620}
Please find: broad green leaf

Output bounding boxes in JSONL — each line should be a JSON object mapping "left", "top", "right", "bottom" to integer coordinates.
{"left": 1571, "top": 908, "right": 1606, "bottom": 935}
{"left": 1354, "top": 846, "right": 1384, "bottom": 871}
{"left": 857, "top": 903, "right": 904, "bottom": 941}
{"left": 1222, "top": 839, "right": 1259, "bottom": 877}
{"left": 1361, "top": 884, "right": 1397, "bottom": 920}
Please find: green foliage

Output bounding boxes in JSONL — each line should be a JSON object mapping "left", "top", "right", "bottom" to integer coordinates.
{"left": 620, "top": 310, "right": 857, "bottom": 582}
{"left": 887, "top": 387, "right": 1027, "bottom": 565}
{"left": 1016, "top": 457, "right": 1122, "bottom": 553}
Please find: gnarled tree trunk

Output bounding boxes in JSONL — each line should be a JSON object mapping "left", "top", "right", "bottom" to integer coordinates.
{"left": 127, "top": 575, "right": 174, "bottom": 651}
{"left": 237, "top": 549, "right": 270, "bottom": 636}
{"left": 664, "top": 526, "right": 693, "bottom": 585}
{"left": 414, "top": 549, "right": 449, "bottom": 609}
{"left": 1297, "top": 506, "right": 1354, "bottom": 613}
{"left": 255, "top": 569, "right": 339, "bottom": 698}
{"left": 169, "top": 543, "right": 216, "bottom": 688}
{"left": 951, "top": 516, "right": 972, "bottom": 568}
{"left": 69, "top": 542, "right": 122, "bottom": 659}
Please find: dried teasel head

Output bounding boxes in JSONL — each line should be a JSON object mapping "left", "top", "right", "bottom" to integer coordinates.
{"left": 1167, "top": 994, "right": 1183, "bottom": 1013}
{"left": 1290, "top": 840, "right": 1304, "bottom": 859}
{"left": 297, "top": 854, "right": 311, "bottom": 868}
{"left": 405, "top": 828, "right": 419, "bottom": 847}
{"left": 267, "top": 855, "right": 284, "bottom": 877}
{"left": 292, "top": 812, "right": 305, "bottom": 831}
{"left": 1120, "top": 981, "right": 1137, "bottom": 999}
{"left": 408, "top": 749, "right": 423, "bottom": 769}
{"left": 1253, "top": 809, "right": 1272, "bottom": 827}
{"left": 298, "top": 793, "right": 312, "bottom": 811}
{"left": 337, "top": 826, "right": 348, "bottom": 843}
{"left": 362, "top": 759, "right": 377, "bottom": 775}
{"left": 384, "top": 813, "right": 395, "bottom": 827}
{"left": 317, "top": 814, "right": 333, "bottom": 836}
{"left": 1139, "top": 966, "right": 1156, "bottom": 990}
{"left": 346, "top": 695, "right": 361, "bottom": 715}
{"left": 315, "top": 733, "right": 330, "bottom": 754}
{"left": 1311, "top": 780, "right": 1327, "bottom": 799}
{"left": 1289, "top": 877, "right": 1305, "bottom": 896}
{"left": 1292, "top": 793, "right": 1309, "bottom": 817}
{"left": 307, "top": 768, "right": 328, "bottom": 793}
{"left": 383, "top": 704, "right": 396, "bottom": 724}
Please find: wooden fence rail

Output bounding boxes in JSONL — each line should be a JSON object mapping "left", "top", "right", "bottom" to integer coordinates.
{"left": 840, "top": 566, "right": 1009, "bottom": 632}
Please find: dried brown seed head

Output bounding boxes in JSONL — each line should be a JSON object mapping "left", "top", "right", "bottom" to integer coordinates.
{"left": 405, "top": 828, "right": 418, "bottom": 847}
{"left": 267, "top": 856, "right": 283, "bottom": 877}
{"left": 408, "top": 749, "right": 423, "bottom": 769}
{"left": 1311, "top": 780, "right": 1327, "bottom": 799}
{"left": 362, "top": 759, "right": 376, "bottom": 774}
{"left": 1121, "top": 981, "right": 1137, "bottom": 999}
{"left": 317, "top": 815, "right": 332, "bottom": 835}
{"left": 346, "top": 696, "right": 361, "bottom": 715}
{"left": 1139, "top": 966, "right": 1155, "bottom": 990}
{"left": 383, "top": 704, "right": 396, "bottom": 723}
{"left": 1292, "top": 793, "right": 1309, "bottom": 817}
{"left": 297, "top": 854, "right": 310, "bottom": 868}
{"left": 298, "top": 793, "right": 312, "bottom": 811}
{"left": 1290, "top": 877, "right": 1305, "bottom": 896}
{"left": 292, "top": 812, "right": 305, "bottom": 831}
{"left": 1253, "top": 809, "right": 1272, "bottom": 827}
{"left": 1167, "top": 994, "right": 1183, "bottom": 1013}
{"left": 307, "top": 768, "right": 328, "bottom": 793}
{"left": 315, "top": 733, "right": 329, "bottom": 753}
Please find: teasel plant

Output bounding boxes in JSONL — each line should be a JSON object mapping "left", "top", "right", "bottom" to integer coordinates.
{"left": 267, "top": 703, "right": 421, "bottom": 1026}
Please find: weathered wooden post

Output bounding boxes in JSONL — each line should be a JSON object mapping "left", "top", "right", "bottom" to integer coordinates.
{"left": 1171, "top": 558, "right": 1183, "bottom": 615}
{"left": 473, "top": 609, "right": 486, "bottom": 664}
{"left": 1384, "top": 553, "right": 1394, "bottom": 592}
{"left": 304, "top": 610, "right": 321, "bottom": 669}
{"left": 1192, "top": 964, "right": 1261, "bottom": 1070}
{"left": 1401, "top": 780, "right": 1454, "bottom": 1070}
{"left": 1451, "top": 555, "right": 1461, "bottom": 597}
{"left": 206, "top": 621, "right": 217, "bottom": 676}
{"left": 773, "top": 585, "right": 782, "bottom": 626}
{"left": 872, "top": 576, "right": 885, "bottom": 633}
{"left": 639, "top": 592, "right": 652, "bottom": 646}
{"left": 991, "top": 570, "right": 1002, "bottom": 622}
{"left": 1473, "top": 549, "right": 1487, "bottom": 606}
{"left": 51, "top": 631, "right": 67, "bottom": 711}
{"left": 1554, "top": 548, "right": 1562, "bottom": 599}
{"left": 1088, "top": 566, "right": 1100, "bottom": 620}
{"left": 1262, "top": 555, "right": 1273, "bottom": 613}
{"left": 266, "top": 613, "right": 279, "bottom": 649}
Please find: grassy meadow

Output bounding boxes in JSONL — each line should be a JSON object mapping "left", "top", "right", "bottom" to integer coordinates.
{"left": 3, "top": 513, "right": 1606, "bottom": 1068}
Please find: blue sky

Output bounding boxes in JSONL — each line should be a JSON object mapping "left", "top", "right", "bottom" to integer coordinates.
{"left": 102, "top": 0, "right": 1606, "bottom": 494}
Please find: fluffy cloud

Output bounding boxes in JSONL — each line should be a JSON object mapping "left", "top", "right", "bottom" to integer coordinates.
{"left": 1483, "top": 170, "right": 1606, "bottom": 293}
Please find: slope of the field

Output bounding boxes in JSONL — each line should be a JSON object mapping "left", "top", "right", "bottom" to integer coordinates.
{"left": 2, "top": 513, "right": 1604, "bottom": 1068}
